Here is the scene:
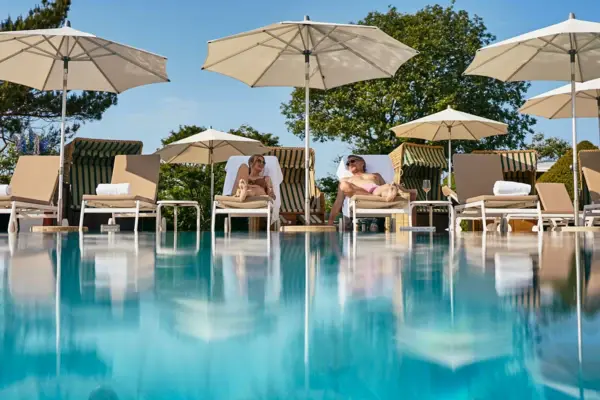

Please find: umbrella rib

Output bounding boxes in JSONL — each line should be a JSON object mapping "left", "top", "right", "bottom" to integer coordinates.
{"left": 462, "top": 124, "right": 479, "bottom": 140}
{"left": 208, "top": 24, "right": 296, "bottom": 44}
{"left": 313, "top": 35, "right": 359, "bottom": 54}
{"left": 165, "top": 144, "right": 191, "bottom": 164}
{"left": 464, "top": 43, "right": 521, "bottom": 75}
{"left": 0, "top": 37, "right": 47, "bottom": 66}
{"left": 0, "top": 35, "right": 36, "bottom": 44}
{"left": 264, "top": 30, "right": 304, "bottom": 54}
{"left": 538, "top": 36, "right": 569, "bottom": 54}
{"left": 311, "top": 24, "right": 393, "bottom": 77}
{"left": 77, "top": 38, "right": 121, "bottom": 93}
{"left": 576, "top": 35, "right": 600, "bottom": 53}
{"left": 574, "top": 36, "right": 584, "bottom": 82}
{"left": 505, "top": 37, "right": 556, "bottom": 81}
{"left": 327, "top": 29, "right": 417, "bottom": 52}
{"left": 548, "top": 97, "right": 574, "bottom": 119}
{"left": 250, "top": 27, "right": 302, "bottom": 87}
{"left": 430, "top": 124, "right": 443, "bottom": 141}
{"left": 307, "top": 28, "right": 326, "bottom": 88}
{"left": 41, "top": 36, "right": 66, "bottom": 91}
{"left": 17, "top": 37, "right": 58, "bottom": 59}
{"left": 84, "top": 37, "right": 169, "bottom": 82}
{"left": 203, "top": 26, "right": 297, "bottom": 69}
{"left": 311, "top": 26, "right": 337, "bottom": 52}
{"left": 477, "top": 120, "right": 507, "bottom": 133}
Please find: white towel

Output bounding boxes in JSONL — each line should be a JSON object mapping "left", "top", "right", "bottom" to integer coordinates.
{"left": 0, "top": 185, "right": 11, "bottom": 196}
{"left": 494, "top": 253, "right": 533, "bottom": 296}
{"left": 335, "top": 155, "right": 396, "bottom": 217}
{"left": 96, "top": 183, "right": 131, "bottom": 196}
{"left": 223, "top": 156, "right": 283, "bottom": 225}
{"left": 493, "top": 181, "right": 531, "bottom": 196}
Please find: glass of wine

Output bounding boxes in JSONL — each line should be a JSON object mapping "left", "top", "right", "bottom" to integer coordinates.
{"left": 423, "top": 179, "right": 431, "bottom": 201}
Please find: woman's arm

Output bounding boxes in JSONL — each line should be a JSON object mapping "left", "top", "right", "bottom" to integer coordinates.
{"left": 265, "top": 176, "right": 275, "bottom": 199}
{"left": 374, "top": 173, "right": 386, "bottom": 185}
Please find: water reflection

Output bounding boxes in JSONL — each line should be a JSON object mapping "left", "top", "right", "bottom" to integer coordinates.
{"left": 0, "top": 232, "right": 598, "bottom": 398}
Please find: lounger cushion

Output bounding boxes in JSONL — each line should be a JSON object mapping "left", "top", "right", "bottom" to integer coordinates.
{"left": 465, "top": 195, "right": 538, "bottom": 207}
{"left": 0, "top": 196, "right": 53, "bottom": 207}
{"left": 82, "top": 194, "right": 156, "bottom": 209}
{"left": 215, "top": 195, "right": 272, "bottom": 209}
{"left": 350, "top": 194, "right": 409, "bottom": 209}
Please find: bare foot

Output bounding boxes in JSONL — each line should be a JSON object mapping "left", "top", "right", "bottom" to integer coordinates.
{"left": 238, "top": 179, "right": 248, "bottom": 201}
{"left": 385, "top": 184, "right": 398, "bottom": 202}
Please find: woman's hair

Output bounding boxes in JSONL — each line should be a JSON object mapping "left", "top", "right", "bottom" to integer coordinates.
{"left": 348, "top": 155, "right": 367, "bottom": 172}
{"left": 248, "top": 154, "right": 265, "bottom": 169}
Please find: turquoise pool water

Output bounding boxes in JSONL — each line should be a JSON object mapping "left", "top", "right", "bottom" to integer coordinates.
{"left": 0, "top": 231, "right": 598, "bottom": 399}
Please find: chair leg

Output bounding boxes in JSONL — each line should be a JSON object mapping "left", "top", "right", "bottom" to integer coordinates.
{"left": 8, "top": 202, "right": 17, "bottom": 233}
{"left": 134, "top": 201, "right": 140, "bottom": 232}
{"left": 79, "top": 201, "right": 86, "bottom": 232}
{"left": 195, "top": 204, "right": 201, "bottom": 233}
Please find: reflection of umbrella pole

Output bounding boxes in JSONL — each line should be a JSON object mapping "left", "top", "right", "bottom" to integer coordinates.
{"left": 304, "top": 232, "right": 310, "bottom": 394}
{"left": 56, "top": 234, "right": 62, "bottom": 376}
{"left": 57, "top": 41, "right": 69, "bottom": 224}
{"left": 575, "top": 233, "right": 584, "bottom": 399}
{"left": 304, "top": 47, "right": 311, "bottom": 225}
{"left": 570, "top": 52, "right": 580, "bottom": 226}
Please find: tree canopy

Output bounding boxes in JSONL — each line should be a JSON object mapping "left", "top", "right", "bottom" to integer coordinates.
{"left": 281, "top": 4, "right": 535, "bottom": 155}
{"left": 527, "top": 132, "right": 570, "bottom": 162}
{"left": 0, "top": 0, "right": 117, "bottom": 179}
{"left": 157, "top": 125, "right": 280, "bottom": 230}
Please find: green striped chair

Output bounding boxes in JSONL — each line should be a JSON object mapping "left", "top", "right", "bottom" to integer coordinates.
{"left": 267, "top": 147, "right": 325, "bottom": 225}
{"left": 63, "top": 138, "right": 143, "bottom": 225}
{"left": 390, "top": 143, "right": 448, "bottom": 212}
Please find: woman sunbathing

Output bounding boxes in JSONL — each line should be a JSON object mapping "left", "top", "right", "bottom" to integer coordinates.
{"left": 232, "top": 154, "right": 276, "bottom": 201}
{"left": 328, "top": 155, "right": 408, "bottom": 225}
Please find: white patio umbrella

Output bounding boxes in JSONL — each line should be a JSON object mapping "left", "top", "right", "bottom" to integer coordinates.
{"left": 520, "top": 78, "right": 600, "bottom": 145}
{"left": 0, "top": 22, "right": 169, "bottom": 223}
{"left": 154, "top": 128, "right": 267, "bottom": 201}
{"left": 391, "top": 106, "right": 508, "bottom": 186}
{"left": 202, "top": 16, "right": 418, "bottom": 224}
{"left": 464, "top": 13, "right": 600, "bottom": 226}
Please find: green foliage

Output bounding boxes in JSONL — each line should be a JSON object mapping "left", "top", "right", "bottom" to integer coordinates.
{"left": 281, "top": 4, "right": 535, "bottom": 154}
{"left": 0, "top": 0, "right": 117, "bottom": 178}
{"left": 537, "top": 141, "right": 598, "bottom": 200}
{"left": 158, "top": 125, "right": 280, "bottom": 230}
{"left": 317, "top": 175, "right": 339, "bottom": 212}
{"left": 528, "top": 132, "right": 570, "bottom": 161}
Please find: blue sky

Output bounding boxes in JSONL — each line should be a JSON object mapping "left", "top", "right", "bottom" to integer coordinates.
{"left": 0, "top": 0, "right": 598, "bottom": 177}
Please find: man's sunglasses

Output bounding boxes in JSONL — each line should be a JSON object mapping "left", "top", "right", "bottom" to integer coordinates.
{"left": 346, "top": 159, "right": 361, "bottom": 167}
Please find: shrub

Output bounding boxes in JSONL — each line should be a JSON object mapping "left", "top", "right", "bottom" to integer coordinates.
{"left": 537, "top": 140, "right": 598, "bottom": 200}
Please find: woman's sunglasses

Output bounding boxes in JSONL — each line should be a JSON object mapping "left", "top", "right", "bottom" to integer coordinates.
{"left": 254, "top": 159, "right": 265, "bottom": 165}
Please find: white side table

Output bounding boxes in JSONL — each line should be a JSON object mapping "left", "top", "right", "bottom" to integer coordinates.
{"left": 409, "top": 200, "right": 454, "bottom": 230}
{"left": 157, "top": 200, "right": 200, "bottom": 232}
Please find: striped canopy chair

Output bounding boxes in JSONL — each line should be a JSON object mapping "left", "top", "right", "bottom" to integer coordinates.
{"left": 390, "top": 143, "right": 448, "bottom": 206}
{"left": 267, "top": 147, "right": 325, "bottom": 225}
{"left": 63, "top": 138, "right": 143, "bottom": 226}
{"left": 472, "top": 150, "right": 538, "bottom": 190}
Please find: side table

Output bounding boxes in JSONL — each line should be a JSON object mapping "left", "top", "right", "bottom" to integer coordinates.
{"left": 157, "top": 200, "right": 200, "bottom": 232}
{"left": 409, "top": 200, "right": 454, "bottom": 231}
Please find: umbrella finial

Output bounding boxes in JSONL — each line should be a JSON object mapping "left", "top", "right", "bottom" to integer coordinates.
{"left": 64, "top": 20, "right": 71, "bottom": 27}
{"left": 569, "top": 12, "right": 576, "bottom": 19}
{"left": 304, "top": 15, "right": 310, "bottom": 21}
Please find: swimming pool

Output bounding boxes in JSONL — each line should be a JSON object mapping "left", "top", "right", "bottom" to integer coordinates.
{"left": 0, "top": 231, "right": 597, "bottom": 399}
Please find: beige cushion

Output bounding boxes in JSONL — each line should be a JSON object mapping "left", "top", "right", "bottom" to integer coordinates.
{"left": 215, "top": 195, "right": 272, "bottom": 209}
{"left": 111, "top": 155, "right": 160, "bottom": 202}
{"left": 11, "top": 156, "right": 60, "bottom": 205}
{"left": 0, "top": 196, "right": 54, "bottom": 207}
{"left": 465, "top": 195, "right": 538, "bottom": 208}
{"left": 351, "top": 194, "right": 409, "bottom": 209}
{"left": 536, "top": 183, "right": 573, "bottom": 213}
{"left": 453, "top": 154, "right": 506, "bottom": 204}
{"left": 83, "top": 194, "right": 156, "bottom": 209}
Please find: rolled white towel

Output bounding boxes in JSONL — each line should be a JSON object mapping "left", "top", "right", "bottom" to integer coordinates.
{"left": 96, "top": 183, "right": 131, "bottom": 196}
{"left": 0, "top": 185, "right": 11, "bottom": 196}
{"left": 493, "top": 181, "right": 531, "bottom": 196}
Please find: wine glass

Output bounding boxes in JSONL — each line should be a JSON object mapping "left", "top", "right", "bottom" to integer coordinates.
{"left": 422, "top": 179, "right": 431, "bottom": 201}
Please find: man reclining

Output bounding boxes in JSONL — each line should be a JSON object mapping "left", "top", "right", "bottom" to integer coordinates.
{"left": 327, "top": 155, "right": 410, "bottom": 225}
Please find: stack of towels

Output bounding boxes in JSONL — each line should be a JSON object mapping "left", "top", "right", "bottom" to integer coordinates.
{"left": 0, "top": 185, "right": 11, "bottom": 196}
{"left": 96, "top": 183, "right": 131, "bottom": 196}
{"left": 493, "top": 181, "right": 530, "bottom": 196}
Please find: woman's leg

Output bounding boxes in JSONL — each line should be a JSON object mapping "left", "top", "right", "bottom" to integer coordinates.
{"left": 233, "top": 164, "right": 250, "bottom": 200}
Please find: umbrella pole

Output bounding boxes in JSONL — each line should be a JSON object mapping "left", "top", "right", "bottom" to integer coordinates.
{"left": 57, "top": 56, "right": 69, "bottom": 225}
{"left": 304, "top": 52, "right": 311, "bottom": 225}
{"left": 570, "top": 51, "right": 580, "bottom": 225}
{"left": 447, "top": 127, "right": 452, "bottom": 187}
{"left": 597, "top": 98, "right": 600, "bottom": 146}
{"left": 210, "top": 149, "right": 214, "bottom": 205}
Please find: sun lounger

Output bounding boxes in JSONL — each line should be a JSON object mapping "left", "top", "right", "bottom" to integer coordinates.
{"left": 580, "top": 150, "right": 600, "bottom": 226}
{"left": 212, "top": 155, "right": 283, "bottom": 233}
{"left": 450, "top": 154, "right": 541, "bottom": 232}
{"left": 0, "top": 155, "right": 60, "bottom": 232}
{"left": 336, "top": 155, "right": 411, "bottom": 232}
{"left": 79, "top": 155, "right": 160, "bottom": 232}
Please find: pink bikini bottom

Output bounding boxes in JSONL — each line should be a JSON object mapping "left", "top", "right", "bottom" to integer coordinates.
{"left": 360, "top": 183, "right": 379, "bottom": 194}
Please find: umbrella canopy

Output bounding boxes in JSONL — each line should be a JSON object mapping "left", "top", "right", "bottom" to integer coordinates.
{"left": 0, "top": 22, "right": 169, "bottom": 224}
{"left": 202, "top": 16, "right": 417, "bottom": 223}
{"left": 154, "top": 128, "right": 267, "bottom": 201}
{"left": 391, "top": 106, "right": 508, "bottom": 186}
{"left": 465, "top": 13, "right": 600, "bottom": 226}
{"left": 520, "top": 78, "right": 600, "bottom": 144}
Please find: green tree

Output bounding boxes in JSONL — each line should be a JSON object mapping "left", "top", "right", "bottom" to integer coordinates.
{"left": 317, "top": 176, "right": 339, "bottom": 212}
{"left": 0, "top": 0, "right": 117, "bottom": 179}
{"left": 281, "top": 4, "right": 535, "bottom": 155}
{"left": 528, "top": 132, "right": 570, "bottom": 161}
{"left": 157, "top": 125, "right": 280, "bottom": 230}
